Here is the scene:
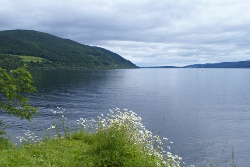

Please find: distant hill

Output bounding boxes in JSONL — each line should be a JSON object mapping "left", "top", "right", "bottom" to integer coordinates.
{"left": 0, "top": 30, "right": 137, "bottom": 70}
{"left": 141, "top": 66, "right": 179, "bottom": 68}
{"left": 142, "top": 61, "right": 250, "bottom": 68}
{"left": 184, "top": 61, "right": 250, "bottom": 68}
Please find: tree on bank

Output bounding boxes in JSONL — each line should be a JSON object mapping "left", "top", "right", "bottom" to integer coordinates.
{"left": 0, "top": 64, "right": 37, "bottom": 135}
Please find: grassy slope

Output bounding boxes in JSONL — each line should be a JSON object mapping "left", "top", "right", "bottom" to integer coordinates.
{"left": 0, "top": 132, "right": 236, "bottom": 167}
{"left": 0, "top": 109, "right": 178, "bottom": 167}
{"left": 0, "top": 132, "right": 161, "bottom": 167}
{"left": 0, "top": 138, "right": 89, "bottom": 167}
{"left": 0, "top": 108, "right": 237, "bottom": 167}
{"left": 19, "top": 56, "right": 46, "bottom": 62}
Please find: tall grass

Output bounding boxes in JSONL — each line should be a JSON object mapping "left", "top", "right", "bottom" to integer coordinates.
{"left": 0, "top": 108, "right": 237, "bottom": 167}
{"left": 0, "top": 108, "right": 183, "bottom": 167}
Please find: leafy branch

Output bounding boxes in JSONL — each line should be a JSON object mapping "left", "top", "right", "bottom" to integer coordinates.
{"left": 0, "top": 64, "right": 38, "bottom": 135}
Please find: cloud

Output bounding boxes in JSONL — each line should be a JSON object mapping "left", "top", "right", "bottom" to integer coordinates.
{"left": 1, "top": 0, "right": 250, "bottom": 66}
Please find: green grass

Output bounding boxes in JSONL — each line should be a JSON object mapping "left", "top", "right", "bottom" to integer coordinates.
{"left": 0, "top": 108, "right": 181, "bottom": 167}
{"left": 0, "top": 108, "right": 237, "bottom": 167}
{"left": 0, "top": 133, "right": 157, "bottom": 167}
{"left": 19, "top": 56, "right": 46, "bottom": 62}
{"left": 0, "top": 137, "right": 89, "bottom": 166}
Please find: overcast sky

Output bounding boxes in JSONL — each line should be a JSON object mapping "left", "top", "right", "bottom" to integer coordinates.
{"left": 1, "top": 0, "right": 250, "bottom": 67}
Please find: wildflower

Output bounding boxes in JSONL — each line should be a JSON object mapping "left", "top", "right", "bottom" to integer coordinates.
{"left": 47, "top": 125, "right": 56, "bottom": 131}
{"left": 16, "top": 108, "right": 182, "bottom": 166}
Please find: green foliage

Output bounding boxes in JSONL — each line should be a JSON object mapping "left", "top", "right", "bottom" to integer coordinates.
{"left": 0, "top": 136, "right": 13, "bottom": 150}
{"left": 87, "top": 125, "right": 160, "bottom": 167}
{"left": 0, "top": 64, "right": 38, "bottom": 135}
{"left": 0, "top": 54, "right": 24, "bottom": 70}
{"left": 0, "top": 30, "right": 138, "bottom": 70}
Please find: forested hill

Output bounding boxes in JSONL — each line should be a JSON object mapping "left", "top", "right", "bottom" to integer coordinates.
{"left": 0, "top": 30, "right": 137, "bottom": 70}
{"left": 184, "top": 61, "right": 250, "bottom": 68}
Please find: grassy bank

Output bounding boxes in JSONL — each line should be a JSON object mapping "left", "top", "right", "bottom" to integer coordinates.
{"left": 0, "top": 132, "right": 175, "bottom": 167}
{"left": 0, "top": 108, "right": 237, "bottom": 167}
{"left": 0, "top": 108, "right": 182, "bottom": 167}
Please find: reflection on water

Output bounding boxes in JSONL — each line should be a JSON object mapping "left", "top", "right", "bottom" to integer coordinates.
{"left": 2, "top": 68, "right": 250, "bottom": 166}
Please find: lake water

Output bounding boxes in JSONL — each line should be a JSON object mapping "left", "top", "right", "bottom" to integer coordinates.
{"left": 2, "top": 68, "right": 250, "bottom": 166}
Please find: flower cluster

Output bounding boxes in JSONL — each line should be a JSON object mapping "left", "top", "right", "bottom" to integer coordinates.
{"left": 76, "top": 108, "right": 183, "bottom": 167}
{"left": 45, "top": 107, "right": 69, "bottom": 139}
{"left": 16, "top": 130, "right": 42, "bottom": 144}
{"left": 15, "top": 107, "right": 191, "bottom": 167}
{"left": 50, "top": 107, "right": 67, "bottom": 119}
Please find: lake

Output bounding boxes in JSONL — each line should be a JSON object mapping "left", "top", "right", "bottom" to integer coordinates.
{"left": 2, "top": 68, "right": 250, "bottom": 166}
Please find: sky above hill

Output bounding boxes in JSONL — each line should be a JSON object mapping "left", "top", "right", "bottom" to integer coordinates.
{"left": 1, "top": 0, "right": 250, "bottom": 67}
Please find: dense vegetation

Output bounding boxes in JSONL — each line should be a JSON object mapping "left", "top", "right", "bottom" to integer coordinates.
{"left": 0, "top": 108, "right": 183, "bottom": 167}
{"left": 0, "top": 30, "right": 137, "bottom": 70}
{"left": 0, "top": 54, "right": 24, "bottom": 70}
